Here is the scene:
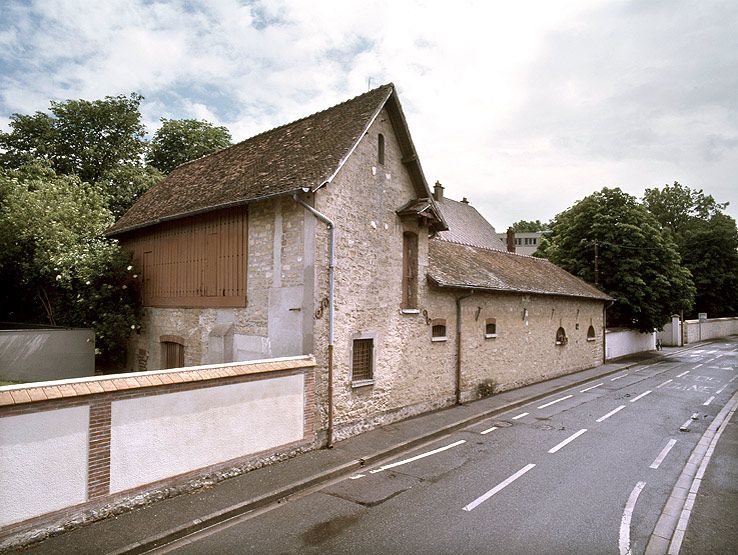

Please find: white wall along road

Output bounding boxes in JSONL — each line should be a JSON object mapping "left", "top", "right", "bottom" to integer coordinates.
{"left": 157, "top": 339, "right": 738, "bottom": 555}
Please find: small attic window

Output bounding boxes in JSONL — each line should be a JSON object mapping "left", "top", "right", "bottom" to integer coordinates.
{"left": 378, "top": 133, "right": 385, "bottom": 165}
{"left": 485, "top": 318, "right": 497, "bottom": 338}
{"left": 431, "top": 318, "right": 447, "bottom": 342}
{"left": 556, "top": 327, "right": 568, "bottom": 346}
{"left": 587, "top": 325, "right": 596, "bottom": 341}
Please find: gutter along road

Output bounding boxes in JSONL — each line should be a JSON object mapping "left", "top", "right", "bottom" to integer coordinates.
{"left": 154, "top": 339, "right": 738, "bottom": 555}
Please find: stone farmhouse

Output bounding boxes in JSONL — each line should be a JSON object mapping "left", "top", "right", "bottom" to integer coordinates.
{"left": 107, "top": 83, "right": 611, "bottom": 443}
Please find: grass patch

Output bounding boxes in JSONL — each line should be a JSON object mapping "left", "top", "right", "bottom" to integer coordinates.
{"left": 0, "top": 379, "right": 20, "bottom": 386}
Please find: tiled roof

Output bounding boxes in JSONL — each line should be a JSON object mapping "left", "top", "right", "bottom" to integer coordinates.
{"left": 108, "top": 85, "right": 397, "bottom": 236}
{"left": 435, "top": 197, "right": 506, "bottom": 251}
{"left": 428, "top": 239, "right": 611, "bottom": 300}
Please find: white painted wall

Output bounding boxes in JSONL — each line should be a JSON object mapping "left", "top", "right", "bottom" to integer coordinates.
{"left": 0, "top": 407, "right": 89, "bottom": 527}
{"left": 684, "top": 317, "right": 738, "bottom": 343}
{"left": 110, "top": 373, "right": 304, "bottom": 492}
{"left": 605, "top": 329, "right": 656, "bottom": 360}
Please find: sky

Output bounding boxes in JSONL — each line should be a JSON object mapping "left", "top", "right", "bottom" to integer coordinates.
{"left": 1, "top": 0, "right": 737, "bottom": 230}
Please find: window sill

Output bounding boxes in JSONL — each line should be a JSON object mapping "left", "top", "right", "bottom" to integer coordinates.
{"left": 351, "top": 379, "right": 375, "bottom": 389}
{"left": 485, "top": 333, "right": 498, "bottom": 339}
{"left": 586, "top": 337, "right": 596, "bottom": 342}
{"left": 400, "top": 308, "right": 420, "bottom": 315}
{"left": 431, "top": 336, "right": 448, "bottom": 342}
{"left": 555, "top": 341, "right": 568, "bottom": 346}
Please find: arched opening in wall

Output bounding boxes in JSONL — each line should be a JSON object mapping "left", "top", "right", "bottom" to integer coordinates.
{"left": 431, "top": 318, "right": 447, "bottom": 342}
{"left": 555, "top": 327, "right": 567, "bottom": 346}
{"left": 485, "top": 318, "right": 497, "bottom": 338}
{"left": 587, "top": 325, "right": 596, "bottom": 341}
{"left": 378, "top": 133, "right": 385, "bottom": 165}
{"left": 160, "top": 335, "right": 185, "bottom": 369}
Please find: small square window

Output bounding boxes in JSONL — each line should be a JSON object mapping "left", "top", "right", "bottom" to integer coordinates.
{"left": 485, "top": 318, "right": 497, "bottom": 338}
{"left": 431, "top": 318, "right": 447, "bottom": 342}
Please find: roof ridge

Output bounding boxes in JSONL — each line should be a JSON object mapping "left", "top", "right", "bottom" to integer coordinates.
{"left": 169, "top": 83, "right": 395, "bottom": 174}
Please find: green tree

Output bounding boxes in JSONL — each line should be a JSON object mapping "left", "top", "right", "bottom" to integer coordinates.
{"left": 148, "top": 118, "right": 232, "bottom": 174}
{"left": 643, "top": 182, "right": 738, "bottom": 317}
{"left": 546, "top": 187, "right": 694, "bottom": 331}
{"left": 511, "top": 219, "right": 549, "bottom": 232}
{"left": 0, "top": 93, "right": 147, "bottom": 183}
{"left": 0, "top": 165, "right": 141, "bottom": 367}
{"left": 100, "top": 163, "right": 164, "bottom": 218}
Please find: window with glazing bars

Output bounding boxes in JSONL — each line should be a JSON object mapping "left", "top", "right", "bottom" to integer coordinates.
{"left": 352, "top": 338, "right": 374, "bottom": 381}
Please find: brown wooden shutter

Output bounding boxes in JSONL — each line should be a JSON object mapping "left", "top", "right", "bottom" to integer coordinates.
{"left": 402, "top": 232, "right": 418, "bottom": 309}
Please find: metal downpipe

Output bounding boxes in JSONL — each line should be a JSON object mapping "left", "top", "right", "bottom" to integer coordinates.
{"left": 293, "top": 194, "right": 335, "bottom": 448}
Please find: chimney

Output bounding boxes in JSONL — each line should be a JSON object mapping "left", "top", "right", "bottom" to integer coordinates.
{"left": 433, "top": 180, "right": 444, "bottom": 201}
{"left": 461, "top": 197, "right": 469, "bottom": 204}
{"left": 506, "top": 227, "right": 516, "bottom": 253}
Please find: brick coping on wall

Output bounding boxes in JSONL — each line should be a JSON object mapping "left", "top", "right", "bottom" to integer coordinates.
{"left": 0, "top": 354, "right": 316, "bottom": 407}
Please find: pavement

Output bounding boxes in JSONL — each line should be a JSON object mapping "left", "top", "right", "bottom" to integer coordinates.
{"left": 12, "top": 345, "right": 733, "bottom": 554}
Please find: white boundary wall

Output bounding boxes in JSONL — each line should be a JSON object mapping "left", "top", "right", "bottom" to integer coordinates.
{"left": 684, "top": 317, "right": 738, "bottom": 343}
{"left": 605, "top": 328, "right": 656, "bottom": 360}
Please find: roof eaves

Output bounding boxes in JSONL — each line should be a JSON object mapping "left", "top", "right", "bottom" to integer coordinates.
{"left": 106, "top": 187, "right": 304, "bottom": 237}
{"left": 427, "top": 276, "right": 612, "bottom": 302}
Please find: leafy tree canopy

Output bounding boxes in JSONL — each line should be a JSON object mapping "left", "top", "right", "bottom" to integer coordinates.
{"left": 0, "top": 165, "right": 141, "bottom": 367}
{"left": 546, "top": 187, "right": 695, "bottom": 332}
{"left": 148, "top": 118, "right": 232, "bottom": 174}
{"left": 0, "top": 93, "right": 147, "bottom": 183}
{"left": 643, "top": 182, "right": 737, "bottom": 317}
{"left": 510, "top": 219, "right": 549, "bottom": 233}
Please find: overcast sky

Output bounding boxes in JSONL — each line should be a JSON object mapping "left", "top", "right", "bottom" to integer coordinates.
{"left": 1, "top": 0, "right": 736, "bottom": 230}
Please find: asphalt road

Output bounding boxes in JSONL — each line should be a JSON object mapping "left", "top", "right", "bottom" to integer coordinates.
{"left": 156, "top": 339, "right": 738, "bottom": 555}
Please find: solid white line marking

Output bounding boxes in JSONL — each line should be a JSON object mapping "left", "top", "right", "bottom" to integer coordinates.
{"left": 630, "top": 390, "right": 652, "bottom": 403}
{"left": 512, "top": 412, "right": 529, "bottom": 420}
{"left": 650, "top": 439, "right": 677, "bottom": 469}
{"left": 703, "top": 396, "right": 715, "bottom": 406}
{"left": 581, "top": 382, "right": 604, "bottom": 392}
{"left": 548, "top": 429, "right": 587, "bottom": 454}
{"left": 462, "top": 463, "right": 536, "bottom": 511}
{"left": 619, "top": 481, "right": 646, "bottom": 555}
{"left": 597, "top": 405, "right": 626, "bottom": 423}
{"left": 537, "top": 395, "right": 574, "bottom": 409}
{"left": 611, "top": 374, "right": 628, "bottom": 381}
{"left": 657, "top": 379, "right": 673, "bottom": 389}
{"left": 369, "top": 440, "right": 466, "bottom": 474}
{"left": 480, "top": 426, "right": 498, "bottom": 435}
{"left": 676, "top": 371, "right": 690, "bottom": 378}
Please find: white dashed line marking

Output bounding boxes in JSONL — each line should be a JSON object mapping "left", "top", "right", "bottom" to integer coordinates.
{"left": 349, "top": 474, "right": 366, "bottom": 480}
{"left": 581, "top": 382, "right": 604, "bottom": 392}
{"left": 650, "top": 439, "right": 677, "bottom": 469}
{"left": 512, "top": 412, "right": 529, "bottom": 420}
{"left": 703, "top": 396, "right": 715, "bottom": 406}
{"left": 480, "top": 426, "right": 498, "bottom": 435}
{"left": 676, "top": 371, "right": 690, "bottom": 378}
{"left": 369, "top": 440, "right": 466, "bottom": 474}
{"left": 597, "top": 405, "right": 626, "bottom": 423}
{"left": 548, "top": 429, "right": 587, "bottom": 454}
{"left": 537, "top": 395, "right": 574, "bottom": 409}
{"left": 611, "top": 374, "right": 628, "bottom": 381}
{"left": 630, "top": 390, "right": 652, "bottom": 403}
{"left": 693, "top": 364, "right": 703, "bottom": 369}
{"left": 657, "top": 379, "right": 673, "bottom": 388}
{"left": 462, "top": 464, "right": 536, "bottom": 512}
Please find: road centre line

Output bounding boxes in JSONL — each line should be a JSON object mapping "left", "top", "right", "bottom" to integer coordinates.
{"left": 676, "top": 370, "right": 690, "bottom": 378}
{"left": 650, "top": 439, "right": 677, "bottom": 469}
{"left": 703, "top": 396, "right": 715, "bottom": 406}
{"left": 657, "top": 379, "right": 673, "bottom": 388}
{"left": 537, "top": 395, "right": 574, "bottom": 409}
{"left": 596, "top": 405, "right": 626, "bottom": 423}
{"left": 580, "top": 382, "right": 604, "bottom": 392}
{"left": 480, "top": 426, "right": 498, "bottom": 435}
{"left": 548, "top": 429, "right": 587, "bottom": 454}
{"left": 693, "top": 363, "right": 703, "bottom": 369}
{"left": 512, "top": 412, "right": 529, "bottom": 420}
{"left": 462, "top": 463, "right": 536, "bottom": 512}
{"left": 619, "top": 481, "right": 647, "bottom": 555}
{"left": 611, "top": 374, "right": 628, "bottom": 381}
{"left": 629, "top": 390, "right": 652, "bottom": 403}
{"left": 369, "top": 440, "right": 466, "bottom": 474}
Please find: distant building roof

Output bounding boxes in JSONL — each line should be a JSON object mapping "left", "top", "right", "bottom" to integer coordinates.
{"left": 108, "top": 84, "right": 445, "bottom": 236}
{"left": 435, "top": 196, "right": 506, "bottom": 251}
{"left": 428, "top": 239, "right": 611, "bottom": 301}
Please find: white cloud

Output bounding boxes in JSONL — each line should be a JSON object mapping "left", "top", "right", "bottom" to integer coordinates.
{"left": 1, "top": 0, "right": 736, "bottom": 227}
